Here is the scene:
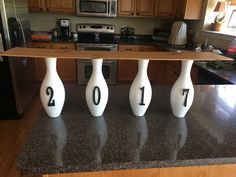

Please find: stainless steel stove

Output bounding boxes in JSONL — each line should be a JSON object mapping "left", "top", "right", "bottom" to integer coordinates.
{"left": 76, "top": 23, "right": 117, "bottom": 85}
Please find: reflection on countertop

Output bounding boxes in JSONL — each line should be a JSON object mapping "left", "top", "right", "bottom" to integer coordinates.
{"left": 17, "top": 85, "right": 236, "bottom": 176}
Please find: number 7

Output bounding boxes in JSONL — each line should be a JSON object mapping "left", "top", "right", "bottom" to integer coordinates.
{"left": 182, "top": 89, "right": 190, "bottom": 107}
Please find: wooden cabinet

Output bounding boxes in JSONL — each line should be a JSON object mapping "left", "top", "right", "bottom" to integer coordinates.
{"left": 118, "top": 0, "right": 155, "bottom": 17}
{"left": 117, "top": 44, "right": 159, "bottom": 84}
{"left": 32, "top": 42, "right": 76, "bottom": 83}
{"left": 155, "top": 0, "right": 174, "bottom": 18}
{"left": 31, "top": 42, "right": 52, "bottom": 81}
{"left": 117, "top": 45, "right": 140, "bottom": 83}
{"left": 46, "top": 0, "right": 75, "bottom": 13}
{"left": 51, "top": 43, "right": 76, "bottom": 83}
{"left": 173, "top": 0, "right": 203, "bottom": 20}
{"left": 27, "top": 0, "right": 75, "bottom": 14}
{"left": 27, "top": 0, "right": 45, "bottom": 12}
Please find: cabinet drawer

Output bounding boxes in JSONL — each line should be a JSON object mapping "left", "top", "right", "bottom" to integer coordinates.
{"left": 52, "top": 43, "right": 75, "bottom": 50}
{"left": 32, "top": 42, "right": 51, "bottom": 48}
{"left": 118, "top": 45, "right": 141, "bottom": 51}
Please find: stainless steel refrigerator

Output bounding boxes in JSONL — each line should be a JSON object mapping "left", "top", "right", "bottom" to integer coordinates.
{"left": 0, "top": 0, "right": 38, "bottom": 118}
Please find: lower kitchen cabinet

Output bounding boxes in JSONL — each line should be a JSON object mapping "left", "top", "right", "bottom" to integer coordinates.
{"left": 152, "top": 60, "right": 199, "bottom": 85}
{"left": 117, "top": 44, "right": 159, "bottom": 84}
{"left": 52, "top": 43, "right": 76, "bottom": 83}
{"left": 32, "top": 42, "right": 76, "bottom": 84}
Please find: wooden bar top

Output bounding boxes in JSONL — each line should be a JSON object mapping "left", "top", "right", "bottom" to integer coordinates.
{"left": 0, "top": 47, "right": 233, "bottom": 61}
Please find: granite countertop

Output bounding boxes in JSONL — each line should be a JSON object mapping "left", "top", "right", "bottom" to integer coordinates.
{"left": 17, "top": 85, "right": 236, "bottom": 176}
{"left": 194, "top": 61, "right": 236, "bottom": 84}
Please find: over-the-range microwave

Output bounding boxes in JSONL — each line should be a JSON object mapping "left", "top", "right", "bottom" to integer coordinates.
{"left": 76, "top": 0, "right": 117, "bottom": 17}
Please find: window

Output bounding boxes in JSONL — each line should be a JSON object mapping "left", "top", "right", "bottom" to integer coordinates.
{"left": 222, "top": 4, "right": 236, "bottom": 35}
{"left": 228, "top": 10, "right": 236, "bottom": 29}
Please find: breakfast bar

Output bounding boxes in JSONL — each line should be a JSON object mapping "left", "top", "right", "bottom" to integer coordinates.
{"left": 1, "top": 48, "right": 236, "bottom": 177}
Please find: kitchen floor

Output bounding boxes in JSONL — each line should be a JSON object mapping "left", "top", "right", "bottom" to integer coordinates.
{"left": 0, "top": 95, "right": 42, "bottom": 177}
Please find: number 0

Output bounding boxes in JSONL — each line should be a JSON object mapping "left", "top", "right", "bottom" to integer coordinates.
{"left": 93, "top": 86, "right": 101, "bottom": 105}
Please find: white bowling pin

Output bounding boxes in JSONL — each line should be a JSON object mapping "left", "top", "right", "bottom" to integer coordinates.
{"left": 170, "top": 60, "right": 194, "bottom": 118}
{"left": 86, "top": 59, "right": 108, "bottom": 117}
{"left": 129, "top": 59, "right": 152, "bottom": 116}
{"left": 40, "top": 58, "right": 65, "bottom": 118}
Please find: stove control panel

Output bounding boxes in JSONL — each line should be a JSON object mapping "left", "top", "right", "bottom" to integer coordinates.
{"left": 77, "top": 24, "right": 115, "bottom": 33}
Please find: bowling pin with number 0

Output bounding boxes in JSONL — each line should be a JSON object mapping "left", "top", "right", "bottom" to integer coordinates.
{"left": 86, "top": 59, "right": 108, "bottom": 117}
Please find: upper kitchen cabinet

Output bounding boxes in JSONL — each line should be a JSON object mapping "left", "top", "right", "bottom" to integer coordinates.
{"left": 27, "top": 0, "right": 45, "bottom": 12}
{"left": 46, "top": 0, "right": 75, "bottom": 13}
{"left": 118, "top": 0, "right": 155, "bottom": 17}
{"left": 155, "top": 0, "right": 174, "bottom": 18}
{"left": 174, "top": 0, "right": 203, "bottom": 20}
{"left": 27, "top": 0, "right": 76, "bottom": 14}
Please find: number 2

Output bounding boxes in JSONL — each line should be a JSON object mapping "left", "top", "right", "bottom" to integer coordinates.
{"left": 182, "top": 89, "right": 190, "bottom": 107}
{"left": 46, "top": 87, "right": 55, "bottom": 107}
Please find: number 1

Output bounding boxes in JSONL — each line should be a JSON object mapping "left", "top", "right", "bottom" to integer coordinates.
{"left": 139, "top": 86, "right": 145, "bottom": 106}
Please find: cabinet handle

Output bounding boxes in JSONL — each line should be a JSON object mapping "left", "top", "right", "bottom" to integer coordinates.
{"left": 60, "top": 47, "right": 68, "bottom": 49}
{"left": 136, "top": 12, "right": 140, "bottom": 15}
{"left": 125, "top": 48, "right": 133, "bottom": 51}
{"left": 131, "top": 12, "right": 134, "bottom": 15}
{"left": 36, "top": 46, "right": 46, "bottom": 48}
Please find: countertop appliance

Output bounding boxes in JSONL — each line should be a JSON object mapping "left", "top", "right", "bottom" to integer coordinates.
{"left": 0, "top": 0, "right": 38, "bottom": 118}
{"left": 59, "top": 19, "right": 70, "bottom": 40}
{"left": 152, "top": 28, "right": 170, "bottom": 43}
{"left": 76, "top": 0, "right": 117, "bottom": 17}
{"left": 168, "top": 21, "right": 187, "bottom": 46}
{"left": 76, "top": 23, "right": 117, "bottom": 85}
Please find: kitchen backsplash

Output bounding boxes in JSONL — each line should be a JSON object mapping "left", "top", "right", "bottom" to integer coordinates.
{"left": 29, "top": 13, "right": 174, "bottom": 35}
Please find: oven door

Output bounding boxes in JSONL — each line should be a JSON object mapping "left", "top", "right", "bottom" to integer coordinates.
{"left": 77, "top": 43, "right": 117, "bottom": 85}
{"left": 76, "top": 0, "right": 117, "bottom": 17}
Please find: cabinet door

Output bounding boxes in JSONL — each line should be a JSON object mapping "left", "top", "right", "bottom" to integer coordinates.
{"left": 117, "top": 45, "right": 140, "bottom": 83}
{"left": 52, "top": 43, "right": 76, "bottom": 83}
{"left": 118, "top": 0, "right": 135, "bottom": 16}
{"left": 163, "top": 64, "right": 179, "bottom": 85}
{"left": 174, "top": 0, "right": 186, "bottom": 19}
{"left": 136, "top": 0, "right": 155, "bottom": 16}
{"left": 46, "top": 0, "right": 75, "bottom": 14}
{"left": 155, "top": 0, "right": 174, "bottom": 17}
{"left": 32, "top": 42, "right": 52, "bottom": 81}
{"left": 174, "top": 0, "right": 203, "bottom": 20}
{"left": 27, "top": 0, "right": 45, "bottom": 12}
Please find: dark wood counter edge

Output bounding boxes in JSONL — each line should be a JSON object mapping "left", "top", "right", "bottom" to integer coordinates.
{"left": 0, "top": 47, "right": 233, "bottom": 61}
{"left": 18, "top": 157, "right": 236, "bottom": 176}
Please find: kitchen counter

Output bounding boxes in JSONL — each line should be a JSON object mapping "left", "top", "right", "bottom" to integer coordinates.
{"left": 17, "top": 85, "right": 236, "bottom": 176}
{"left": 194, "top": 61, "right": 236, "bottom": 84}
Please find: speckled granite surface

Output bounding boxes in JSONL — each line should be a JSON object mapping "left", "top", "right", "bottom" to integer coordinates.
{"left": 17, "top": 85, "right": 236, "bottom": 175}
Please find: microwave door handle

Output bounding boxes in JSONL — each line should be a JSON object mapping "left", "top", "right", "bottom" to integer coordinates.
{"left": 107, "top": 0, "right": 109, "bottom": 16}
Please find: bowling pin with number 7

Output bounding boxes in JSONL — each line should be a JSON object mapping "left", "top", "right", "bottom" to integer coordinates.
{"left": 170, "top": 60, "right": 194, "bottom": 118}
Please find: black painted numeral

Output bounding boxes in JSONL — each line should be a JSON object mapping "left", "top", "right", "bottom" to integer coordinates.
{"left": 182, "top": 89, "right": 190, "bottom": 107}
{"left": 93, "top": 86, "right": 101, "bottom": 105}
{"left": 46, "top": 87, "right": 55, "bottom": 107}
{"left": 139, "top": 86, "right": 145, "bottom": 106}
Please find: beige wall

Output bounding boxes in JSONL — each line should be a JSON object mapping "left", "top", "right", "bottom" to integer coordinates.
{"left": 29, "top": 13, "right": 172, "bottom": 35}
